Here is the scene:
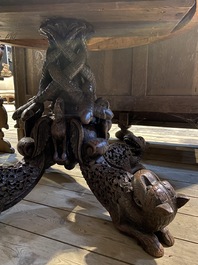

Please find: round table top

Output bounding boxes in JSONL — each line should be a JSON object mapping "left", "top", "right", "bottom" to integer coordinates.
{"left": 0, "top": 0, "right": 197, "bottom": 50}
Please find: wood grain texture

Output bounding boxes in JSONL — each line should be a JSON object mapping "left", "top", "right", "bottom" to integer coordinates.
{"left": 0, "top": 224, "right": 128, "bottom": 265}
{"left": 106, "top": 95, "right": 198, "bottom": 113}
{"left": 0, "top": 0, "right": 196, "bottom": 50}
{"left": 89, "top": 49, "right": 132, "bottom": 96}
{"left": 12, "top": 24, "right": 198, "bottom": 129}
{"left": 147, "top": 26, "right": 198, "bottom": 96}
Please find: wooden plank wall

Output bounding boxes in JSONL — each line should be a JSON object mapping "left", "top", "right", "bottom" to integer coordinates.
{"left": 13, "top": 24, "right": 198, "bottom": 128}
{"left": 90, "top": 25, "right": 198, "bottom": 116}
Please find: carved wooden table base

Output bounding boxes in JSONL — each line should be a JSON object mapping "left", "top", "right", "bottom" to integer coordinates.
{"left": 0, "top": 19, "right": 189, "bottom": 258}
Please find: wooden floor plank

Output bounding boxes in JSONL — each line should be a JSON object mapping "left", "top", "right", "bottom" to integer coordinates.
{"left": 41, "top": 171, "right": 93, "bottom": 194}
{"left": 44, "top": 160, "right": 198, "bottom": 189}
{"left": 1, "top": 200, "right": 198, "bottom": 265}
{"left": 31, "top": 172, "right": 198, "bottom": 217}
{"left": 110, "top": 125, "right": 198, "bottom": 146}
{"left": 23, "top": 180, "right": 198, "bottom": 243}
{"left": 169, "top": 181, "right": 198, "bottom": 198}
{"left": 25, "top": 181, "right": 110, "bottom": 221}
{"left": 39, "top": 162, "right": 198, "bottom": 214}
{"left": 0, "top": 224, "right": 129, "bottom": 265}
{"left": 0, "top": 201, "right": 154, "bottom": 264}
{"left": 144, "top": 163, "right": 198, "bottom": 182}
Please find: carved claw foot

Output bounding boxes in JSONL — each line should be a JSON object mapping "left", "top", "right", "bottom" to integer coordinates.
{"left": 155, "top": 227, "right": 175, "bottom": 247}
{"left": 115, "top": 223, "right": 164, "bottom": 258}
{"left": 53, "top": 152, "right": 69, "bottom": 165}
{"left": 138, "top": 233, "right": 164, "bottom": 258}
{"left": 115, "top": 129, "right": 131, "bottom": 141}
{"left": 53, "top": 152, "right": 66, "bottom": 164}
{"left": 61, "top": 152, "right": 67, "bottom": 161}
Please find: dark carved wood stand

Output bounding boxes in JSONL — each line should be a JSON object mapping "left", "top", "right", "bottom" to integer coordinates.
{"left": 0, "top": 19, "right": 189, "bottom": 258}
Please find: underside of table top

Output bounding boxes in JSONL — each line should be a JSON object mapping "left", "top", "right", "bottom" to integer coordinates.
{"left": 0, "top": 0, "right": 197, "bottom": 50}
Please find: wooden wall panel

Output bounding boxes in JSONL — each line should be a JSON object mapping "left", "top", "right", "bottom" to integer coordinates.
{"left": 13, "top": 47, "right": 45, "bottom": 107}
{"left": 89, "top": 48, "right": 133, "bottom": 96}
{"left": 131, "top": 45, "right": 148, "bottom": 97}
{"left": 25, "top": 49, "right": 45, "bottom": 97}
{"left": 12, "top": 48, "right": 27, "bottom": 109}
{"left": 147, "top": 26, "right": 198, "bottom": 96}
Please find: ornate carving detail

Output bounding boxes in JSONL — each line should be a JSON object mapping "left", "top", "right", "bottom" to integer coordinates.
{"left": 0, "top": 18, "right": 189, "bottom": 258}
{"left": 0, "top": 161, "right": 42, "bottom": 212}
{"left": 77, "top": 126, "right": 189, "bottom": 257}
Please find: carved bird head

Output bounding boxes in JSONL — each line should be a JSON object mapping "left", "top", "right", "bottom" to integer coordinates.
{"left": 40, "top": 18, "right": 94, "bottom": 41}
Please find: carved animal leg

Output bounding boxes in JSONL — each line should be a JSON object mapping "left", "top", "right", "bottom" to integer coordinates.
{"left": 115, "top": 222, "right": 164, "bottom": 258}
{"left": 52, "top": 138, "right": 59, "bottom": 161}
{"left": 115, "top": 112, "right": 131, "bottom": 140}
{"left": 109, "top": 205, "right": 164, "bottom": 257}
{"left": 155, "top": 227, "right": 175, "bottom": 247}
{"left": 61, "top": 135, "right": 67, "bottom": 161}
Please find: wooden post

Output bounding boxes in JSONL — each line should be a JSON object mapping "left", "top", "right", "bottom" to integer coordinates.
{"left": 0, "top": 97, "right": 14, "bottom": 153}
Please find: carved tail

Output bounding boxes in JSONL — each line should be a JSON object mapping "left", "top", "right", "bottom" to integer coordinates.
{"left": 0, "top": 158, "right": 45, "bottom": 213}
{"left": 0, "top": 116, "right": 54, "bottom": 213}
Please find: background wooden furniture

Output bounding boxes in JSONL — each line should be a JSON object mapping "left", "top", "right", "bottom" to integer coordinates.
{"left": 0, "top": 76, "right": 15, "bottom": 103}
{"left": 13, "top": 23, "right": 198, "bottom": 129}
{"left": 0, "top": 97, "right": 14, "bottom": 153}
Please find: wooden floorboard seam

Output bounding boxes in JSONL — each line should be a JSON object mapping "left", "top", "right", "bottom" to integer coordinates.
{"left": 38, "top": 182, "right": 92, "bottom": 196}
{"left": 39, "top": 179, "right": 198, "bottom": 197}
{"left": 22, "top": 197, "right": 198, "bottom": 226}
{"left": 176, "top": 212, "right": 198, "bottom": 218}
{"left": 0, "top": 221, "right": 135, "bottom": 265}
{"left": 173, "top": 237, "right": 198, "bottom": 245}
{"left": 22, "top": 198, "right": 110, "bottom": 223}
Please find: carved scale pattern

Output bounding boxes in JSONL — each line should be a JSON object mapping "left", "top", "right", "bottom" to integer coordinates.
{"left": 0, "top": 162, "right": 42, "bottom": 212}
